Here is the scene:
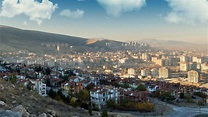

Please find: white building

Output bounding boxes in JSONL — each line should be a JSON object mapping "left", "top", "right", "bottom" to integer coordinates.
{"left": 193, "top": 57, "right": 204, "bottom": 64}
{"left": 127, "top": 68, "right": 135, "bottom": 76}
{"left": 201, "top": 62, "right": 208, "bottom": 72}
{"left": 141, "top": 53, "right": 150, "bottom": 61}
{"left": 119, "top": 58, "right": 127, "bottom": 64}
{"left": 180, "top": 62, "right": 197, "bottom": 72}
{"left": 30, "top": 79, "right": 47, "bottom": 96}
{"left": 180, "top": 55, "right": 192, "bottom": 62}
{"left": 154, "top": 59, "right": 165, "bottom": 66}
{"left": 188, "top": 70, "right": 199, "bottom": 83}
{"left": 57, "top": 45, "right": 60, "bottom": 51}
{"left": 90, "top": 85, "right": 119, "bottom": 109}
{"left": 159, "top": 67, "right": 169, "bottom": 78}
{"left": 141, "top": 69, "right": 148, "bottom": 77}
{"left": 180, "top": 55, "right": 188, "bottom": 62}
{"left": 180, "top": 62, "right": 188, "bottom": 71}
{"left": 147, "top": 85, "right": 158, "bottom": 92}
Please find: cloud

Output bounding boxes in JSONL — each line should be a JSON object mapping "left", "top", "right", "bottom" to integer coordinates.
{"left": 165, "top": 0, "right": 208, "bottom": 24}
{"left": 59, "top": 9, "right": 84, "bottom": 18}
{"left": 0, "top": 0, "right": 58, "bottom": 25}
{"left": 97, "top": 0, "right": 146, "bottom": 17}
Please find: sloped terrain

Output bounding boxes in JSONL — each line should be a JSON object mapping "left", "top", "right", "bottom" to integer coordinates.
{"left": 0, "top": 79, "right": 91, "bottom": 117}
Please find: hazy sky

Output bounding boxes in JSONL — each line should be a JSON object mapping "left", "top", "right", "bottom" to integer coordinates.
{"left": 0, "top": 0, "right": 207, "bottom": 44}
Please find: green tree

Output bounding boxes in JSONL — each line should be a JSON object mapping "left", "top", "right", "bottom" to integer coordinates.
{"left": 79, "top": 89, "right": 90, "bottom": 102}
{"left": 194, "top": 92, "right": 207, "bottom": 99}
{"left": 27, "top": 84, "right": 32, "bottom": 90}
{"left": 101, "top": 109, "right": 108, "bottom": 117}
{"left": 197, "top": 100, "right": 204, "bottom": 106}
{"left": 136, "top": 84, "right": 146, "bottom": 91}
{"left": 54, "top": 95, "right": 62, "bottom": 101}
{"left": 122, "top": 83, "right": 130, "bottom": 88}
{"left": 86, "top": 83, "right": 95, "bottom": 90}
{"left": 70, "top": 97, "right": 77, "bottom": 106}
{"left": 184, "top": 95, "right": 194, "bottom": 103}
{"left": 45, "top": 67, "right": 51, "bottom": 75}
{"left": 46, "top": 78, "right": 51, "bottom": 87}
{"left": 159, "top": 92, "right": 175, "bottom": 101}
{"left": 88, "top": 107, "right": 92, "bottom": 116}
{"left": 48, "top": 89, "right": 56, "bottom": 99}
{"left": 180, "top": 93, "right": 184, "bottom": 99}
{"left": 106, "top": 99, "right": 116, "bottom": 108}
{"left": 35, "top": 65, "right": 42, "bottom": 72}
{"left": 10, "top": 75, "right": 17, "bottom": 84}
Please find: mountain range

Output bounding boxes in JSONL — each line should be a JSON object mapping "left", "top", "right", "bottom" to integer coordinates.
{"left": 0, "top": 25, "right": 206, "bottom": 52}
{"left": 0, "top": 25, "right": 123, "bottom": 53}
{"left": 140, "top": 39, "right": 207, "bottom": 51}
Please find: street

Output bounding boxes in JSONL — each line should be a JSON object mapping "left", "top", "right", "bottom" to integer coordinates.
{"left": 150, "top": 98, "right": 208, "bottom": 117}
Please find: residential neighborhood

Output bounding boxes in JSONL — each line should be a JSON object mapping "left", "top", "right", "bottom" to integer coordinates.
{"left": 1, "top": 54, "right": 208, "bottom": 114}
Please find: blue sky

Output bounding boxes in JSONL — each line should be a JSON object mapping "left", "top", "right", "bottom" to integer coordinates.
{"left": 0, "top": 0, "right": 207, "bottom": 44}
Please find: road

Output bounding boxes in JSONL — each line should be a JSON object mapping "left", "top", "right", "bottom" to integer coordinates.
{"left": 150, "top": 98, "right": 208, "bottom": 117}
{"left": 167, "top": 104, "right": 208, "bottom": 117}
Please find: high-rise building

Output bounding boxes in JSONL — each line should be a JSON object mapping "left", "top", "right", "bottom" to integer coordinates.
{"left": 164, "top": 59, "right": 171, "bottom": 66}
{"left": 188, "top": 62, "right": 197, "bottom": 71}
{"left": 159, "top": 67, "right": 170, "bottom": 78}
{"left": 201, "top": 62, "right": 208, "bottom": 73}
{"left": 180, "top": 55, "right": 192, "bottom": 62}
{"left": 128, "top": 68, "right": 135, "bottom": 76}
{"left": 151, "top": 57, "right": 158, "bottom": 62}
{"left": 155, "top": 59, "right": 165, "bottom": 66}
{"left": 141, "top": 69, "right": 148, "bottom": 77}
{"left": 141, "top": 53, "right": 150, "bottom": 61}
{"left": 192, "top": 57, "right": 204, "bottom": 64}
{"left": 180, "top": 55, "right": 188, "bottom": 62}
{"left": 170, "top": 57, "right": 179, "bottom": 66}
{"left": 151, "top": 68, "right": 159, "bottom": 77}
{"left": 180, "top": 62, "right": 188, "bottom": 71}
{"left": 192, "top": 56, "right": 198, "bottom": 63}
{"left": 56, "top": 45, "right": 60, "bottom": 51}
{"left": 188, "top": 70, "right": 199, "bottom": 83}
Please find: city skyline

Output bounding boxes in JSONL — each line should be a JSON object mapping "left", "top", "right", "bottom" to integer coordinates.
{"left": 0, "top": 0, "right": 207, "bottom": 44}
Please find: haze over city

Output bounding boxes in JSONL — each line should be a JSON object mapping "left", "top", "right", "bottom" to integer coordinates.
{"left": 0, "top": 0, "right": 207, "bottom": 44}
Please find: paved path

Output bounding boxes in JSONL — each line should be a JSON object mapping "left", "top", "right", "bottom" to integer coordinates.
{"left": 150, "top": 98, "right": 208, "bottom": 117}
{"left": 167, "top": 105, "right": 208, "bottom": 117}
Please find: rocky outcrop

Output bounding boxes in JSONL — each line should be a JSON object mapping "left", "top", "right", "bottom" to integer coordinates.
{"left": 0, "top": 109, "right": 22, "bottom": 117}
{"left": 0, "top": 101, "right": 6, "bottom": 106}
{"left": 11, "top": 105, "right": 29, "bottom": 117}
{"left": 0, "top": 78, "right": 91, "bottom": 117}
{"left": 0, "top": 105, "right": 55, "bottom": 117}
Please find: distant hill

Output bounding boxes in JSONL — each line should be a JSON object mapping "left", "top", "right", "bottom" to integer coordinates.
{"left": 1, "top": 25, "right": 203, "bottom": 52}
{"left": 140, "top": 39, "right": 207, "bottom": 51}
{"left": 0, "top": 25, "right": 123, "bottom": 53}
{"left": 140, "top": 39, "right": 191, "bottom": 46}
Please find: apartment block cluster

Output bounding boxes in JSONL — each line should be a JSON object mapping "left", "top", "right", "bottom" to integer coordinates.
{"left": 122, "top": 52, "right": 208, "bottom": 84}
{"left": 179, "top": 55, "right": 208, "bottom": 83}
{"left": 2, "top": 49, "right": 208, "bottom": 85}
